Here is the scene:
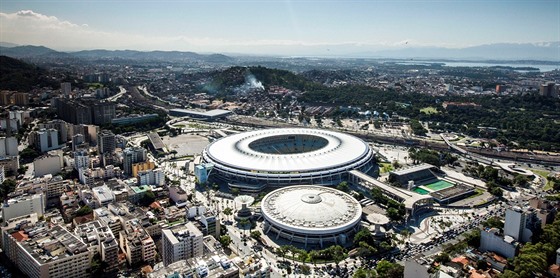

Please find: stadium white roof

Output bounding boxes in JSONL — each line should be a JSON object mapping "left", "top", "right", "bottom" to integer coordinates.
{"left": 261, "top": 185, "right": 362, "bottom": 235}
{"left": 204, "top": 128, "right": 370, "bottom": 173}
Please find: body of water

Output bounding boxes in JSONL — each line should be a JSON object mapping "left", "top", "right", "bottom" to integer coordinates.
{"left": 397, "top": 60, "right": 560, "bottom": 72}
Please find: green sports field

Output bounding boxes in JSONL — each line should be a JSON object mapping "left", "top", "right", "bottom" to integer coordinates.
{"left": 424, "top": 180, "right": 454, "bottom": 191}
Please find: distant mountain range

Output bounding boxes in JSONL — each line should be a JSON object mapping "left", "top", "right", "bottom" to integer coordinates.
{"left": 0, "top": 42, "right": 558, "bottom": 61}
{"left": 0, "top": 45, "right": 234, "bottom": 63}
{"left": 366, "top": 42, "right": 560, "bottom": 61}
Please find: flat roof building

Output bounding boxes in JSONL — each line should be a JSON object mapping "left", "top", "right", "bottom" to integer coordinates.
{"left": 3, "top": 223, "right": 92, "bottom": 278}
{"left": 162, "top": 222, "right": 204, "bottom": 266}
{"left": 169, "top": 108, "right": 232, "bottom": 120}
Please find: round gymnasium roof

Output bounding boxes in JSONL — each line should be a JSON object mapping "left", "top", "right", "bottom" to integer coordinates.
{"left": 261, "top": 185, "right": 362, "bottom": 235}
{"left": 204, "top": 128, "right": 370, "bottom": 173}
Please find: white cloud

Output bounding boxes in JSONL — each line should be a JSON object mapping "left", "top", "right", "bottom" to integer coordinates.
{"left": 0, "top": 9, "right": 453, "bottom": 55}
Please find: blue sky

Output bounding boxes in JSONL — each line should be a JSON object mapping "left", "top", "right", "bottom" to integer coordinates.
{"left": 0, "top": 0, "right": 559, "bottom": 54}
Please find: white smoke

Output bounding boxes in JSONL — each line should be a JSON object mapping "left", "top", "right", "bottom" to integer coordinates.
{"left": 233, "top": 73, "right": 264, "bottom": 94}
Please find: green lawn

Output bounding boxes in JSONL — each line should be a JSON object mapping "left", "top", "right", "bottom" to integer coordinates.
{"left": 420, "top": 106, "right": 439, "bottom": 114}
{"left": 533, "top": 169, "right": 553, "bottom": 190}
{"left": 380, "top": 163, "right": 394, "bottom": 173}
{"left": 466, "top": 188, "right": 484, "bottom": 199}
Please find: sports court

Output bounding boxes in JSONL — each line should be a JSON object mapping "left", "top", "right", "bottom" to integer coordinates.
{"left": 423, "top": 180, "right": 454, "bottom": 191}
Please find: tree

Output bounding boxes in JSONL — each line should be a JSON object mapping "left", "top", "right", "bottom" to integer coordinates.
{"left": 387, "top": 207, "right": 403, "bottom": 221}
{"left": 482, "top": 217, "right": 504, "bottom": 229}
{"left": 139, "top": 190, "right": 156, "bottom": 206}
{"left": 434, "top": 252, "right": 450, "bottom": 264}
{"left": 223, "top": 207, "right": 233, "bottom": 216}
{"left": 76, "top": 205, "right": 93, "bottom": 216}
{"left": 464, "top": 229, "right": 481, "bottom": 247}
{"left": 354, "top": 228, "right": 374, "bottom": 245}
{"left": 400, "top": 229, "right": 412, "bottom": 244}
{"left": 376, "top": 260, "right": 403, "bottom": 278}
{"left": 0, "top": 179, "right": 17, "bottom": 202}
{"left": 20, "top": 147, "right": 40, "bottom": 161}
{"left": 337, "top": 181, "right": 349, "bottom": 192}
{"left": 353, "top": 268, "right": 377, "bottom": 278}
{"left": 410, "top": 119, "right": 427, "bottom": 136}
{"left": 219, "top": 235, "right": 232, "bottom": 247}
{"left": 250, "top": 230, "right": 261, "bottom": 240}
{"left": 231, "top": 188, "right": 240, "bottom": 196}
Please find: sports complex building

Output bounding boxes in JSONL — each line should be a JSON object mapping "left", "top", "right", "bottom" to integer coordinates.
{"left": 388, "top": 164, "right": 475, "bottom": 204}
{"left": 261, "top": 185, "right": 362, "bottom": 247}
{"left": 202, "top": 128, "right": 375, "bottom": 191}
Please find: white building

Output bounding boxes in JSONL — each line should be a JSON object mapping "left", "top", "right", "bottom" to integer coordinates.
{"left": 138, "top": 168, "right": 165, "bottom": 186}
{"left": 0, "top": 136, "right": 18, "bottom": 157}
{"left": 3, "top": 223, "right": 91, "bottom": 278}
{"left": 1, "top": 193, "right": 45, "bottom": 224}
{"left": 33, "top": 152, "right": 63, "bottom": 177}
{"left": 161, "top": 222, "right": 204, "bottom": 266}
{"left": 0, "top": 166, "right": 4, "bottom": 184}
{"left": 0, "top": 118, "right": 19, "bottom": 132}
{"left": 73, "top": 150, "right": 90, "bottom": 170}
{"left": 92, "top": 184, "right": 115, "bottom": 208}
{"left": 504, "top": 206, "right": 541, "bottom": 243}
{"left": 9, "top": 110, "right": 30, "bottom": 126}
{"left": 38, "top": 120, "right": 69, "bottom": 144}
{"left": 29, "top": 128, "right": 61, "bottom": 153}
{"left": 479, "top": 228, "right": 519, "bottom": 258}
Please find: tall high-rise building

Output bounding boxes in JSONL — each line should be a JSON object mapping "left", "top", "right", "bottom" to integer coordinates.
{"left": 73, "top": 150, "right": 90, "bottom": 170}
{"left": 123, "top": 147, "right": 147, "bottom": 176}
{"left": 137, "top": 169, "right": 165, "bottom": 186}
{"left": 504, "top": 207, "right": 541, "bottom": 243}
{"left": 55, "top": 98, "right": 115, "bottom": 125}
{"left": 29, "top": 129, "right": 60, "bottom": 153}
{"left": 61, "top": 82, "right": 72, "bottom": 96}
{"left": 39, "top": 119, "right": 69, "bottom": 144}
{"left": 540, "top": 82, "right": 557, "bottom": 97}
{"left": 12, "top": 92, "right": 29, "bottom": 106}
{"left": 98, "top": 130, "right": 116, "bottom": 154}
{"left": 161, "top": 222, "right": 203, "bottom": 266}
{"left": 0, "top": 136, "right": 19, "bottom": 157}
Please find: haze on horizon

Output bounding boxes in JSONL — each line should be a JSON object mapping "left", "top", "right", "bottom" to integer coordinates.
{"left": 0, "top": 0, "right": 559, "bottom": 56}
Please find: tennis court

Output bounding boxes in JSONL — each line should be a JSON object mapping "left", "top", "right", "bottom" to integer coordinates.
{"left": 424, "top": 180, "right": 454, "bottom": 191}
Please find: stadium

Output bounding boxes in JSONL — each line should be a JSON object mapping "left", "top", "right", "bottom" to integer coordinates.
{"left": 261, "top": 185, "right": 363, "bottom": 247}
{"left": 202, "top": 128, "right": 374, "bottom": 190}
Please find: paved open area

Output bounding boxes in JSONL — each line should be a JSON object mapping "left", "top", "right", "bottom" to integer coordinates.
{"left": 161, "top": 134, "right": 209, "bottom": 156}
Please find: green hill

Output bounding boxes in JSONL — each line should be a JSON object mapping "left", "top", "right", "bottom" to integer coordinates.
{"left": 0, "top": 55, "right": 57, "bottom": 91}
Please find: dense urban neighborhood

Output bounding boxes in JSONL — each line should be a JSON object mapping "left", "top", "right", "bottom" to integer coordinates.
{"left": 0, "top": 45, "right": 559, "bottom": 278}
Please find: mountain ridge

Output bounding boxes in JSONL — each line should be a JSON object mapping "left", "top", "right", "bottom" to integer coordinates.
{"left": 0, "top": 41, "right": 558, "bottom": 61}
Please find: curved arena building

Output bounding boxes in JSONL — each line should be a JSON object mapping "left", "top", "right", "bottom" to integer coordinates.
{"left": 202, "top": 128, "right": 374, "bottom": 189}
{"left": 261, "top": 185, "right": 362, "bottom": 247}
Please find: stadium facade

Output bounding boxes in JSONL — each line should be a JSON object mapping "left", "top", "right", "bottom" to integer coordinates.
{"left": 202, "top": 128, "right": 374, "bottom": 190}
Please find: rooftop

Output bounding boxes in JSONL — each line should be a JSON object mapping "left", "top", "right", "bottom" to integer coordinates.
{"left": 350, "top": 170, "right": 432, "bottom": 209}
{"left": 390, "top": 163, "right": 437, "bottom": 176}
{"left": 14, "top": 224, "right": 89, "bottom": 265}
{"left": 205, "top": 128, "right": 371, "bottom": 173}
{"left": 261, "top": 185, "right": 362, "bottom": 235}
